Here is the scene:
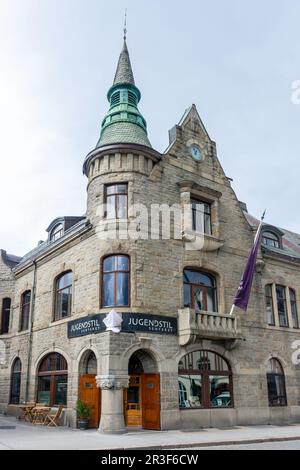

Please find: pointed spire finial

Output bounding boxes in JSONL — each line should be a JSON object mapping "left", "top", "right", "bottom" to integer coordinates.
{"left": 123, "top": 8, "right": 127, "bottom": 41}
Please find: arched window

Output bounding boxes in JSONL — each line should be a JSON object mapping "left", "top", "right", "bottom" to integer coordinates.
{"left": 20, "top": 291, "right": 31, "bottom": 331}
{"left": 262, "top": 231, "right": 280, "bottom": 248}
{"left": 102, "top": 255, "right": 130, "bottom": 307}
{"left": 178, "top": 350, "right": 233, "bottom": 409}
{"left": 183, "top": 269, "right": 217, "bottom": 312}
{"left": 85, "top": 351, "right": 97, "bottom": 375}
{"left": 1, "top": 298, "right": 11, "bottom": 334}
{"left": 37, "top": 353, "right": 68, "bottom": 406}
{"left": 54, "top": 271, "right": 72, "bottom": 321}
{"left": 267, "top": 358, "right": 287, "bottom": 407}
{"left": 10, "top": 358, "right": 22, "bottom": 404}
{"left": 50, "top": 223, "right": 64, "bottom": 242}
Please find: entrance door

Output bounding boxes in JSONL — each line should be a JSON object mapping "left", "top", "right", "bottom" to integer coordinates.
{"left": 79, "top": 375, "right": 101, "bottom": 428}
{"left": 142, "top": 374, "right": 160, "bottom": 430}
{"left": 124, "top": 375, "right": 142, "bottom": 427}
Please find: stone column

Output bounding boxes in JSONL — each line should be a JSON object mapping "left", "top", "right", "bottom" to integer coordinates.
{"left": 96, "top": 374, "right": 129, "bottom": 434}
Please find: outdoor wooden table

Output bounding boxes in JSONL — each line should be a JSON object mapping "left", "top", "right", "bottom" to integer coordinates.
{"left": 31, "top": 406, "right": 51, "bottom": 425}
{"left": 18, "top": 404, "right": 36, "bottom": 422}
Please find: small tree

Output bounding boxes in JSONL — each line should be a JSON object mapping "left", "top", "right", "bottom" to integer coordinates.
{"left": 76, "top": 399, "right": 91, "bottom": 421}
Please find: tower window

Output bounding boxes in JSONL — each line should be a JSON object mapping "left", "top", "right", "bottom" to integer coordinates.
{"left": 127, "top": 91, "right": 137, "bottom": 105}
{"left": 111, "top": 92, "right": 120, "bottom": 106}
{"left": 105, "top": 183, "right": 128, "bottom": 220}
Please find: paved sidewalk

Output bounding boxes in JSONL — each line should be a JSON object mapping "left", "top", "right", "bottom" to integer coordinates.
{"left": 1, "top": 415, "right": 300, "bottom": 450}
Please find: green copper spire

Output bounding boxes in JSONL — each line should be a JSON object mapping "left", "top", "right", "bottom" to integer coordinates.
{"left": 96, "top": 37, "right": 151, "bottom": 149}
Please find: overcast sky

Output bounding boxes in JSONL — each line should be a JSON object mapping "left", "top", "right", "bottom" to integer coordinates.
{"left": 0, "top": 0, "right": 299, "bottom": 256}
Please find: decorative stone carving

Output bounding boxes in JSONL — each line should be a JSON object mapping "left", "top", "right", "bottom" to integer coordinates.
{"left": 96, "top": 374, "right": 129, "bottom": 390}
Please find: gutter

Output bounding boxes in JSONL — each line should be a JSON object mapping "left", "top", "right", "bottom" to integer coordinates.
{"left": 25, "top": 259, "right": 38, "bottom": 402}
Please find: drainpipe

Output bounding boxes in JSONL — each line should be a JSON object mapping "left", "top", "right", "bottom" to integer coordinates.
{"left": 25, "top": 260, "right": 37, "bottom": 402}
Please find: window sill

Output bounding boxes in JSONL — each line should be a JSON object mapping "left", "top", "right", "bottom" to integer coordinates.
{"left": 266, "top": 325, "right": 300, "bottom": 333}
{"left": 182, "top": 230, "right": 224, "bottom": 252}
{"left": 268, "top": 404, "right": 288, "bottom": 408}
{"left": 50, "top": 316, "right": 72, "bottom": 327}
{"left": 17, "top": 330, "right": 30, "bottom": 335}
{"left": 99, "top": 306, "right": 131, "bottom": 312}
{"left": 180, "top": 406, "right": 234, "bottom": 411}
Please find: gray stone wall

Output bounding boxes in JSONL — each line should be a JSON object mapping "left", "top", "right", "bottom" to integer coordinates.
{"left": 1, "top": 108, "right": 300, "bottom": 429}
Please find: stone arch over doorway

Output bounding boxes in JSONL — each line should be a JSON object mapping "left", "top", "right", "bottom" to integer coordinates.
{"left": 128, "top": 349, "right": 158, "bottom": 374}
{"left": 125, "top": 349, "right": 161, "bottom": 430}
{"left": 79, "top": 350, "right": 98, "bottom": 375}
{"left": 78, "top": 349, "right": 100, "bottom": 429}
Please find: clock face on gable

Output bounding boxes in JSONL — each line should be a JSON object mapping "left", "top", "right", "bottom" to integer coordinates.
{"left": 190, "top": 145, "right": 202, "bottom": 161}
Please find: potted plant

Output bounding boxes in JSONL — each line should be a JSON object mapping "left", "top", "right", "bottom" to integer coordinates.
{"left": 76, "top": 399, "right": 91, "bottom": 430}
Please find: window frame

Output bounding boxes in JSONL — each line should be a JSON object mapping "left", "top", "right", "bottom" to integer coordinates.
{"left": 101, "top": 254, "right": 130, "bottom": 308}
{"left": 20, "top": 291, "right": 31, "bottom": 332}
{"left": 191, "top": 199, "right": 212, "bottom": 235}
{"left": 104, "top": 183, "right": 128, "bottom": 220}
{"left": 262, "top": 231, "right": 280, "bottom": 249}
{"left": 289, "top": 288, "right": 299, "bottom": 329}
{"left": 178, "top": 350, "right": 233, "bottom": 410}
{"left": 53, "top": 271, "right": 73, "bottom": 322}
{"left": 266, "top": 358, "right": 287, "bottom": 407}
{"left": 1, "top": 297, "right": 11, "bottom": 334}
{"left": 265, "top": 284, "right": 275, "bottom": 326}
{"left": 37, "top": 353, "right": 68, "bottom": 407}
{"left": 50, "top": 223, "right": 64, "bottom": 242}
{"left": 183, "top": 269, "right": 217, "bottom": 313}
{"left": 276, "top": 285, "right": 289, "bottom": 328}
{"left": 10, "top": 358, "right": 22, "bottom": 404}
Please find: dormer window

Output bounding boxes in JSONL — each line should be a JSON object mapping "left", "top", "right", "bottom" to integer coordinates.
{"left": 50, "top": 223, "right": 64, "bottom": 242}
{"left": 262, "top": 231, "right": 280, "bottom": 248}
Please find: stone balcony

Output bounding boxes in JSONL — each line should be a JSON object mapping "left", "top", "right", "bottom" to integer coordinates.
{"left": 178, "top": 308, "right": 242, "bottom": 347}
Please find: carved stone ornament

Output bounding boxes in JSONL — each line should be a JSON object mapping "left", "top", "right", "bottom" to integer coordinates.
{"left": 96, "top": 374, "right": 129, "bottom": 390}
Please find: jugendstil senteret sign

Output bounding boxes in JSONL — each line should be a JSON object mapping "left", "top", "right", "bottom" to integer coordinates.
{"left": 67, "top": 314, "right": 106, "bottom": 338}
{"left": 122, "top": 313, "right": 177, "bottom": 335}
{"left": 67, "top": 313, "right": 177, "bottom": 338}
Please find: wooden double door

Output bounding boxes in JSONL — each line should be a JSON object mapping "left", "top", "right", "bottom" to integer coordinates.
{"left": 79, "top": 375, "right": 101, "bottom": 428}
{"left": 124, "top": 374, "right": 160, "bottom": 430}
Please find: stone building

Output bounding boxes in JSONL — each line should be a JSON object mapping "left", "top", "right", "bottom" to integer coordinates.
{"left": 1, "top": 37, "right": 300, "bottom": 433}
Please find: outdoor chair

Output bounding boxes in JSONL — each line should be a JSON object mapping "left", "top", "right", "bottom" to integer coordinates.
{"left": 44, "top": 404, "right": 64, "bottom": 427}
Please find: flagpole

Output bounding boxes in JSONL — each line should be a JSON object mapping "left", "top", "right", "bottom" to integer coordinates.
{"left": 229, "top": 210, "right": 266, "bottom": 316}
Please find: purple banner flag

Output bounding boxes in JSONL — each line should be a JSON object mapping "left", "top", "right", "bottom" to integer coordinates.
{"left": 232, "top": 219, "right": 263, "bottom": 312}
